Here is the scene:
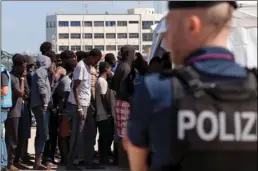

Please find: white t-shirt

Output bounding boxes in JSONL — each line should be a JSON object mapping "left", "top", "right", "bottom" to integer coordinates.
{"left": 96, "top": 77, "right": 108, "bottom": 122}
{"left": 68, "top": 60, "right": 91, "bottom": 107}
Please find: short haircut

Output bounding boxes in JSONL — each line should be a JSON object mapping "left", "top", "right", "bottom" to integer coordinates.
{"left": 89, "top": 48, "right": 102, "bottom": 58}
{"left": 76, "top": 51, "right": 89, "bottom": 62}
{"left": 12, "top": 54, "right": 26, "bottom": 66}
{"left": 104, "top": 53, "right": 116, "bottom": 66}
{"left": 44, "top": 50, "right": 56, "bottom": 62}
{"left": 40, "top": 42, "right": 52, "bottom": 55}
{"left": 60, "top": 50, "right": 76, "bottom": 61}
{"left": 99, "top": 62, "right": 111, "bottom": 74}
{"left": 149, "top": 56, "right": 162, "bottom": 65}
{"left": 63, "top": 59, "right": 77, "bottom": 73}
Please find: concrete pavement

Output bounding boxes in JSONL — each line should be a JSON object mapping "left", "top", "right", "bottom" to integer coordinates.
{"left": 27, "top": 127, "right": 129, "bottom": 171}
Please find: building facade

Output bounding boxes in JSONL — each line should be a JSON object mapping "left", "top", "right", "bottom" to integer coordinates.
{"left": 46, "top": 8, "right": 164, "bottom": 55}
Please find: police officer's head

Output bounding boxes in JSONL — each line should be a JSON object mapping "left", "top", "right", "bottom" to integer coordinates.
{"left": 166, "top": 1, "right": 237, "bottom": 65}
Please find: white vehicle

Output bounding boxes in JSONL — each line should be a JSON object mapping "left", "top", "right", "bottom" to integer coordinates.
{"left": 150, "top": 1, "right": 257, "bottom": 69}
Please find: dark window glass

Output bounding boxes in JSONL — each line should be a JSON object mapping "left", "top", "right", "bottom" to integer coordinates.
{"left": 129, "top": 21, "right": 139, "bottom": 24}
{"left": 85, "top": 45, "right": 93, "bottom": 51}
{"left": 59, "top": 45, "right": 69, "bottom": 51}
{"left": 106, "top": 45, "right": 116, "bottom": 51}
{"left": 58, "top": 21, "right": 69, "bottom": 27}
{"left": 106, "top": 33, "right": 116, "bottom": 39}
{"left": 117, "top": 21, "right": 127, "bottom": 26}
{"left": 105, "top": 21, "right": 116, "bottom": 27}
{"left": 142, "top": 33, "right": 153, "bottom": 42}
{"left": 59, "top": 33, "right": 69, "bottom": 39}
{"left": 94, "top": 45, "right": 104, "bottom": 51}
{"left": 83, "top": 33, "right": 92, "bottom": 39}
{"left": 94, "top": 33, "right": 104, "bottom": 39}
{"left": 129, "top": 33, "right": 139, "bottom": 39}
{"left": 142, "top": 21, "right": 154, "bottom": 30}
{"left": 117, "top": 33, "right": 127, "bottom": 39}
{"left": 71, "top": 45, "right": 81, "bottom": 51}
{"left": 132, "top": 45, "right": 139, "bottom": 50}
{"left": 83, "top": 21, "right": 92, "bottom": 27}
{"left": 70, "top": 21, "right": 81, "bottom": 27}
{"left": 117, "top": 45, "right": 125, "bottom": 50}
{"left": 70, "top": 33, "right": 81, "bottom": 39}
{"left": 94, "top": 21, "right": 104, "bottom": 27}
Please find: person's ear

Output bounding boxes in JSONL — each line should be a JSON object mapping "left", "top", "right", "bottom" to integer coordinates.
{"left": 187, "top": 15, "right": 201, "bottom": 37}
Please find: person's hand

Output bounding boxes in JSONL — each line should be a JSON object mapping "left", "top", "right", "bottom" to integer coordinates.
{"left": 77, "top": 107, "right": 84, "bottom": 120}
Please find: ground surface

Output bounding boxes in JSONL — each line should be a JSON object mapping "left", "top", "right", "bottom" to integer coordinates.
{"left": 26, "top": 127, "right": 129, "bottom": 171}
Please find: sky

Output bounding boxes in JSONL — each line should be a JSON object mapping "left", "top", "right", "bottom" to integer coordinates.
{"left": 2, "top": 1, "right": 167, "bottom": 54}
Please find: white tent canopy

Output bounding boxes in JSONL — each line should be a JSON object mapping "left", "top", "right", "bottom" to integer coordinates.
{"left": 150, "top": 1, "right": 257, "bottom": 68}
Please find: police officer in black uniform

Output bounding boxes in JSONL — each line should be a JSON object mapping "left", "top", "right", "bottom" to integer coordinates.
{"left": 124, "top": 1, "right": 257, "bottom": 171}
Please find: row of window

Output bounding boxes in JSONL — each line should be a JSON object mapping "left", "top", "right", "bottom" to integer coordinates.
{"left": 47, "top": 20, "right": 159, "bottom": 29}
{"left": 58, "top": 33, "right": 152, "bottom": 41}
{"left": 59, "top": 45, "right": 151, "bottom": 52}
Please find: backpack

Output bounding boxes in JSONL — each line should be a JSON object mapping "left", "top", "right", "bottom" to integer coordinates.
{"left": 162, "top": 66, "right": 257, "bottom": 171}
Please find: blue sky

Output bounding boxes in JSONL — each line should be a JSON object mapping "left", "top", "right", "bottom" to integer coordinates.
{"left": 2, "top": 1, "right": 167, "bottom": 54}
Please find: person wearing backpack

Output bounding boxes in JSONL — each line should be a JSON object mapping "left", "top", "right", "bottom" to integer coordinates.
{"left": 124, "top": 1, "right": 257, "bottom": 171}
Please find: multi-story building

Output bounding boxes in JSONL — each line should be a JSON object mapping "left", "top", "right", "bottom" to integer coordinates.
{"left": 46, "top": 8, "right": 164, "bottom": 55}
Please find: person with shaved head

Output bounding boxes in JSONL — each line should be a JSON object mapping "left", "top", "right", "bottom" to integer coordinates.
{"left": 124, "top": 1, "right": 257, "bottom": 171}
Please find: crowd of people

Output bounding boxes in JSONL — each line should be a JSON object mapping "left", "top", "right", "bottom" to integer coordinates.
{"left": 1, "top": 41, "right": 171, "bottom": 171}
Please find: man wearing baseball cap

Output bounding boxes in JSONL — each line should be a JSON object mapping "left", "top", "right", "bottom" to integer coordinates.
{"left": 124, "top": 1, "right": 257, "bottom": 171}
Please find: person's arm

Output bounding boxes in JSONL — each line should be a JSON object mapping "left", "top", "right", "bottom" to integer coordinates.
{"left": 36, "top": 70, "right": 48, "bottom": 109}
{"left": 98, "top": 79, "right": 112, "bottom": 116}
{"left": 1, "top": 73, "right": 9, "bottom": 96}
{"left": 11, "top": 74, "right": 25, "bottom": 97}
{"left": 124, "top": 81, "right": 152, "bottom": 171}
{"left": 58, "top": 79, "right": 71, "bottom": 112}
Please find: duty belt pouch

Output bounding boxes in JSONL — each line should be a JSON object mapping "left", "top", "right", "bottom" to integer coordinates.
{"left": 170, "top": 66, "right": 257, "bottom": 171}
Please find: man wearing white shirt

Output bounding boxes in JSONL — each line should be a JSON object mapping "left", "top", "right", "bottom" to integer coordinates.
{"left": 66, "top": 49, "right": 103, "bottom": 170}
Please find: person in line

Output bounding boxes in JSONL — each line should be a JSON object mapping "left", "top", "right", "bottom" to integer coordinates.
{"left": 1, "top": 64, "right": 13, "bottom": 171}
{"left": 58, "top": 58, "right": 77, "bottom": 165}
{"left": 125, "top": 1, "right": 257, "bottom": 171}
{"left": 112, "top": 45, "right": 135, "bottom": 168}
{"left": 40, "top": 42, "right": 52, "bottom": 56}
{"left": 14, "top": 55, "right": 35, "bottom": 166}
{"left": 76, "top": 51, "right": 89, "bottom": 62}
{"left": 66, "top": 48, "right": 103, "bottom": 170}
{"left": 5, "top": 54, "right": 27, "bottom": 171}
{"left": 104, "top": 53, "right": 116, "bottom": 77}
{"left": 148, "top": 56, "right": 163, "bottom": 73}
{"left": 132, "top": 52, "right": 148, "bottom": 86}
{"left": 60, "top": 50, "right": 77, "bottom": 65}
{"left": 95, "top": 62, "right": 114, "bottom": 165}
{"left": 30, "top": 54, "right": 52, "bottom": 170}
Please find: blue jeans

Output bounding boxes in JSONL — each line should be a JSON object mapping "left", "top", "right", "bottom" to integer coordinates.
{"left": 1, "top": 111, "right": 8, "bottom": 167}
{"left": 32, "top": 106, "right": 49, "bottom": 154}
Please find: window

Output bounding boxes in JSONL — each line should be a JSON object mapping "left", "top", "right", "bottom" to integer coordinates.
{"left": 46, "top": 22, "right": 49, "bottom": 28}
{"left": 70, "top": 33, "right": 81, "bottom": 39}
{"left": 83, "top": 33, "right": 92, "bottom": 39}
{"left": 155, "top": 21, "right": 160, "bottom": 24}
{"left": 142, "top": 33, "right": 153, "bottom": 42}
{"left": 105, "top": 21, "right": 116, "bottom": 27}
{"left": 70, "top": 21, "right": 81, "bottom": 27}
{"left": 59, "top": 33, "right": 69, "bottom": 39}
{"left": 94, "top": 33, "right": 104, "bottom": 39}
{"left": 53, "top": 22, "right": 56, "bottom": 27}
{"left": 94, "top": 21, "right": 104, "bottom": 27}
{"left": 83, "top": 21, "right": 92, "bottom": 27}
{"left": 50, "top": 22, "right": 54, "bottom": 28}
{"left": 59, "top": 45, "right": 69, "bottom": 51}
{"left": 132, "top": 45, "right": 139, "bottom": 50}
{"left": 129, "top": 33, "right": 139, "bottom": 39}
{"left": 117, "top": 21, "right": 127, "bottom": 27}
{"left": 85, "top": 45, "right": 93, "bottom": 51}
{"left": 117, "top": 33, "right": 127, "bottom": 39}
{"left": 117, "top": 45, "right": 125, "bottom": 50}
{"left": 58, "top": 21, "right": 69, "bottom": 27}
{"left": 106, "top": 33, "right": 116, "bottom": 39}
{"left": 142, "top": 21, "right": 154, "bottom": 30}
{"left": 106, "top": 45, "right": 116, "bottom": 51}
{"left": 129, "top": 21, "right": 139, "bottom": 24}
{"left": 71, "top": 45, "right": 81, "bottom": 51}
{"left": 94, "top": 45, "right": 104, "bottom": 51}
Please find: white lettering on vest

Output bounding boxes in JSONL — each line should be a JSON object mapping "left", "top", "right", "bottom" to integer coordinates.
{"left": 177, "top": 110, "right": 257, "bottom": 142}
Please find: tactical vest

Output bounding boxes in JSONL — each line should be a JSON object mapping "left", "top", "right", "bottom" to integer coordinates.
{"left": 1, "top": 65, "right": 12, "bottom": 108}
{"left": 160, "top": 66, "right": 257, "bottom": 171}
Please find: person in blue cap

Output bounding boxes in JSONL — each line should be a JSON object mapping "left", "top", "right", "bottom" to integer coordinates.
{"left": 124, "top": 1, "right": 257, "bottom": 171}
